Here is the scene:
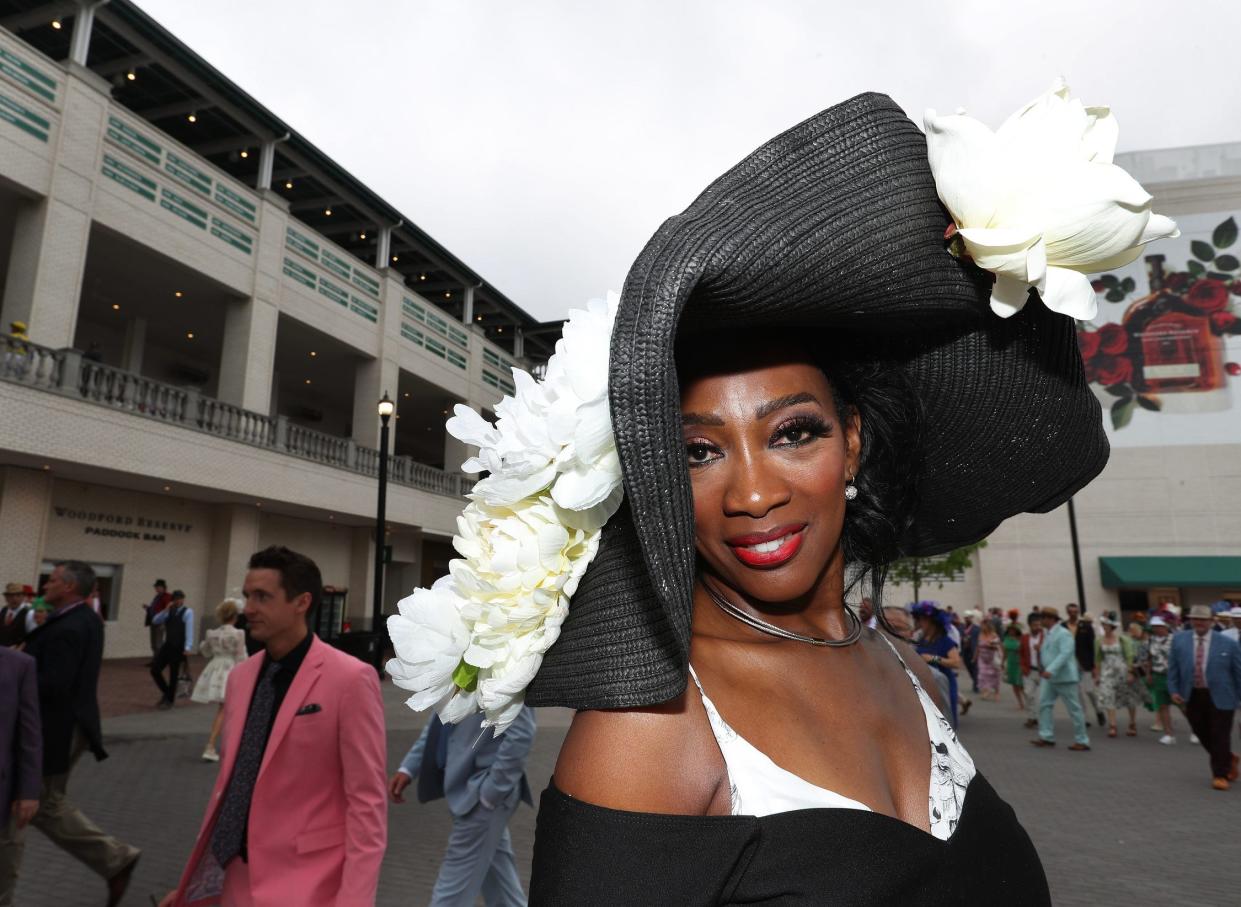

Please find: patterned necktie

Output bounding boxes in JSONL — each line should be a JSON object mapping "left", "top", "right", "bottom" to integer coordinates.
{"left": 1194, "top": 635, "right": 1206, "bottom": 688}
{"left": 211, "top": 661, "right": 280, "bottom": 866}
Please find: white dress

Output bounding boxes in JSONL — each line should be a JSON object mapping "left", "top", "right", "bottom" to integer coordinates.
{"left": 688, "top": 633, "right": 977, "bottom": 841}
{"left": 191, "top": 625, "right": 247, "bottom": 704}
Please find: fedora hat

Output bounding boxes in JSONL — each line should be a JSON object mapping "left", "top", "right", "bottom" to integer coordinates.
{"left": 526, "top": 93, "right": 1109, "bottom": 710}
{"left": 3, "top": 583, "right": 22, "bottom": 595}
{"left": 1188, "top": 605, "right": 1214, "bottom": 620}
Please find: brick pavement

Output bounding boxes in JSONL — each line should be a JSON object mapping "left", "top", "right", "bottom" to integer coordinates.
{"left": 12, "top": 666, "right": 1241, "bottom": 905}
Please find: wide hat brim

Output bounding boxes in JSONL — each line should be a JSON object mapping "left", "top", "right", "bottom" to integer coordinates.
{"left": 527, "top": 92, "right": 1108, "bottom": 711}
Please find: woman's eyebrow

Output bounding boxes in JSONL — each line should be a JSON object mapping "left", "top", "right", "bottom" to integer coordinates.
{"left": 755, "top": 392, "right": 820, "bottom": 419}
{"left": 682, "top": 411, "right": 724, "bottom": 427}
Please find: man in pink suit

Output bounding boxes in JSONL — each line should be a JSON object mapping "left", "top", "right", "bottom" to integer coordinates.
{"left": 161, "top": 546, "right": 387, "bottom": 906}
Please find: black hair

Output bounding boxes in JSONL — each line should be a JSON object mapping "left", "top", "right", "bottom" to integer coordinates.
{"left": 674, "top": 329, "right": 922, "bottom": 635}
{"left": 815, "top": 346, "right": 922, "bottom": 636}
{"left": 247, "top": 545, "right": 323, "bottom": 616}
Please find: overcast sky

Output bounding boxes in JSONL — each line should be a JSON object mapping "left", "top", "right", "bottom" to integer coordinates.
{"left": 136, "top": 0, "right": 1241, "bottom": 322}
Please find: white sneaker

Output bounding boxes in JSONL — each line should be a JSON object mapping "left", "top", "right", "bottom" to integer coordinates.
{"left": 1158, "top": 735, "right": 1176, "bottom": 745}
{"left": 1190, "top": 734, "right": 1200, "bottom": 745}
{"left": 201, "top": 746, "right": 220, "bottom": 762}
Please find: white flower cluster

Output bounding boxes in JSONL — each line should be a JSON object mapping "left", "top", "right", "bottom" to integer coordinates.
{"left": 386, "top": 294, "right": 624, "bottom": 733}
{"left": 926, "top": 79, "right": 1178, "bottom": 320}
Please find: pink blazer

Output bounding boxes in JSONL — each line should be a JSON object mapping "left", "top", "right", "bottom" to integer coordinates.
{"left": 174, "top": 635, "right": 388, "bottom": 906}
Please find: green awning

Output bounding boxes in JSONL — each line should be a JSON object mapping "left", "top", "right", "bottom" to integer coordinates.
{"left": 1099, "top": 556, "right": 1241, "bottom": 589}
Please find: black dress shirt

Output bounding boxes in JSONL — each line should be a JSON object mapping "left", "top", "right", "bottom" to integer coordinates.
{"left": 238, "top": 629, "right": 313, "bottom": 860}
{"left": 252, "top": 629, "right": 313, "bottom": 751}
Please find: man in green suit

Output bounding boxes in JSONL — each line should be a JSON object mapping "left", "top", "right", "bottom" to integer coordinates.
{"left": 1030, "top": 606, "right": 1091, "bottom": 751}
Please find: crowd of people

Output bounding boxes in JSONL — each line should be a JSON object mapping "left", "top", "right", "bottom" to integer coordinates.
{"left": 4, "top": 550, "right": 1240, "bottom": 906}
{"left": 858, "top": 596, "right": 1241, "bottom": 790}
{"left": 1, "top": 548, "right": 539, "bottom": 907}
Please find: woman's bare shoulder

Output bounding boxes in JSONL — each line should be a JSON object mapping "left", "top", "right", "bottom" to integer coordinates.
{"left": 883, "top": 631, "right": 949, "bottom": 712}
{"left": 553, "top": 687, "right": 726, "bottom": 816}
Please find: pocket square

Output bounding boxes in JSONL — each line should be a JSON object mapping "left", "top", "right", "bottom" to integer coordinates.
{"left": 295, "top": 703, "right": 322, "bottom": 716}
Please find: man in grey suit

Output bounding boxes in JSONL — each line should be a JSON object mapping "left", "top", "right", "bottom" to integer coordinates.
{"left": 0, "top": 646, "right": 42, "bottom": 906}
{"left": 389, "top": 708, "right": 536, "bottom": 906}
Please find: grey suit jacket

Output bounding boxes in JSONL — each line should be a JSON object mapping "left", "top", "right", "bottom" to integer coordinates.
{"left": 0, "top": 647, "right": 42, "bottom": 817}
{"left": 400, "top": 708, "right": 536, "bottom": 816}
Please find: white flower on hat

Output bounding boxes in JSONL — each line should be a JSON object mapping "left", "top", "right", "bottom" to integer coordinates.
{"left": 925, "top": 79, "right": 1179, "bottom": 320}
{"left": 387, "top": 293, "right": 624, "bottom": 734}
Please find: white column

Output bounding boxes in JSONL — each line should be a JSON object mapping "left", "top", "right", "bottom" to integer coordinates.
{"left": 69, "top": 1, "right": 101, "bottom": 67}
{"left": 514, "top": 327, "right": 525, "bottom": 358}
{"left": 121, "top": 316, "right": 146, "bottom": 373}
{"left": 461, "top": 285, "right": 475, "bottom": 325}
{"left": 0, "top": 66, "right": 108, "bottom": 349}
{"left": 443, "top": 430, "right": 470, "bottom": 474}
{"left": 1, "top": 196, "right": 92, "bottom": 350}
{"left": 352, "top": 356, "right": 399, "bottom": 450}
{"left": 349, "top": 525, "right": 376, "bottom": 623}
{"left": 257, "top": 139, "right": 276, "bottom": 191}
{"left": 203, "top": 503, "right": 260, "bottom": 616}
{"left": 0, "top": 467, "right": 52, "bottom": 593}
{"left": 217, "top": 296, "right": 278, "bottom": 412}
{"left": 375, "top": 227, "right": 391, "bottom": 270}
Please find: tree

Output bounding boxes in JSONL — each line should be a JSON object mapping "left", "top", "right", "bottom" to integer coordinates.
{"left": 888, "top": 540, "right": 987, "bottom": 603}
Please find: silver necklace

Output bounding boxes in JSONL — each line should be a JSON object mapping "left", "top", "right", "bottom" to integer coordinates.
{"left": 702, "top": 579, "right": 863, "bottom": 648}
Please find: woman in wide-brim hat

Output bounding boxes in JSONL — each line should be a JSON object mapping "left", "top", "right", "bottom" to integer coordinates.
{"left": 386, "top": 83, "right": 1175, "bottom": 906}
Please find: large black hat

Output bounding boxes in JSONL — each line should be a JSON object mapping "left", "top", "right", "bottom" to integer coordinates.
{"left": 526, "top": 92, "right": 1108, "bottom": 710}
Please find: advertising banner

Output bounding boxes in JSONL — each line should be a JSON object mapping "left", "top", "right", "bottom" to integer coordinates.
{"left": 1080, "top": 211, "right": 1241, "bottom": 447}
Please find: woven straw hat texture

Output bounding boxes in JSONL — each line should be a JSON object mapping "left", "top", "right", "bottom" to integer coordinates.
{"left": 526, "top": 92, "right": 1108, "bottom": 710}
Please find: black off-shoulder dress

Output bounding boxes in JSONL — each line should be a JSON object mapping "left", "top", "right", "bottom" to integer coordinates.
{"left": 530, "top": 773, "right": 1050, "bottom": 906}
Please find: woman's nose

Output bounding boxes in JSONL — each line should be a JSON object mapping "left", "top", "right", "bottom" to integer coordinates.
{"left": 721, "top": 450, "right": 791, "bottom": 518}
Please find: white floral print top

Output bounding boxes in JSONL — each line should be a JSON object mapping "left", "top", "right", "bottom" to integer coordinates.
{"left": 689, "top": 634, "right": 977, "bottom": 841}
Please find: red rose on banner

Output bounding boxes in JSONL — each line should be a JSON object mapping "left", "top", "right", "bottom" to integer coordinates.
{"left": 1077, "top": 330, "right": 1101, "bottom": 359}
{"left": 1210, "top": 312, "right": 1239, "bottom": 334}
{"left": 1184, "top": 278, "right": 1229, "bottom": 313}
{"left": 1164, "top": 272, "right": 1190, "bottom": 291}
{"left": 1097, "top": 322, "right": 1129, "bottom": 355}
{"left": 1094, "top": 355, "right": 1133, "bottom": 387}
{"left": 1084, "top": 360, "right": 1099, "bottom": 383}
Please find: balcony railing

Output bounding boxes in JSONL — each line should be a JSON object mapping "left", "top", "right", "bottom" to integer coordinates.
{"left": 1, "top": 341, "right": 470, "bottom": 499}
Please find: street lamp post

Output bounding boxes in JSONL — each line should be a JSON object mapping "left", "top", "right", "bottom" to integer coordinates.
{"left": 1066, "top": 496, "right": 1087, "bottom": 612}
{"left": 372, "top": 391, "right": 394, "bottom": 671}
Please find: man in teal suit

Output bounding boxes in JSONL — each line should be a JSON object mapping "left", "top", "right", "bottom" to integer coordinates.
{"left": 1030, "top": 606, "right": 1091, "bottom": 750}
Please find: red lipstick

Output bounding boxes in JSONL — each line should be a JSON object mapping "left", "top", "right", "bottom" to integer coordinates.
{"left": 726, "top": 523, "right": 806, "bottom": 568}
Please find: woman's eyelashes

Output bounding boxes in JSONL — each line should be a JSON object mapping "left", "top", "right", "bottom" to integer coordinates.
{"left": 685, "top": 414, "right": 832, "bottom": 466}
{"left": 771, "top": 414, "right": 832, "bottom": 448}
{"left": 686, "top": 439, "right": 721, "bottom": 467}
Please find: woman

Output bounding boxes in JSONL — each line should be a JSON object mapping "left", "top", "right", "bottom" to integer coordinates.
{"left": 385, "top": 86, "right": 1171, "bottom": 906}
{"left": 1146, "top": 616, "right": 1178, "bottom": 744}
{"left": 1003, "top": 621, "right": 1026, "bottom": 711}
{"left": 912, "top": 602, "right": 965, "bottom": 726}
{"left": 191, "top": 597, "right": 247, "bottom": 761}
{"left": 1092, "top": 613, "right": 1137, "bottom": 737}
{"left": 1127, "top": 621, "right": 1151, "bottom": 711}
{"left": 976, "top": 620, "right": 1003, "bottom": 701}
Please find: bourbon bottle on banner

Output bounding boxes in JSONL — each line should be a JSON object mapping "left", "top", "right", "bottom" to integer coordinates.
{"left": 1123, "top": 255, "right": 1228, "bottom": 411}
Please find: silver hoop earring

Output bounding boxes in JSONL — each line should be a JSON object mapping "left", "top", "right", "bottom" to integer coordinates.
{"left": 844, "top": 476, "right": 858, "bottom": 501}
